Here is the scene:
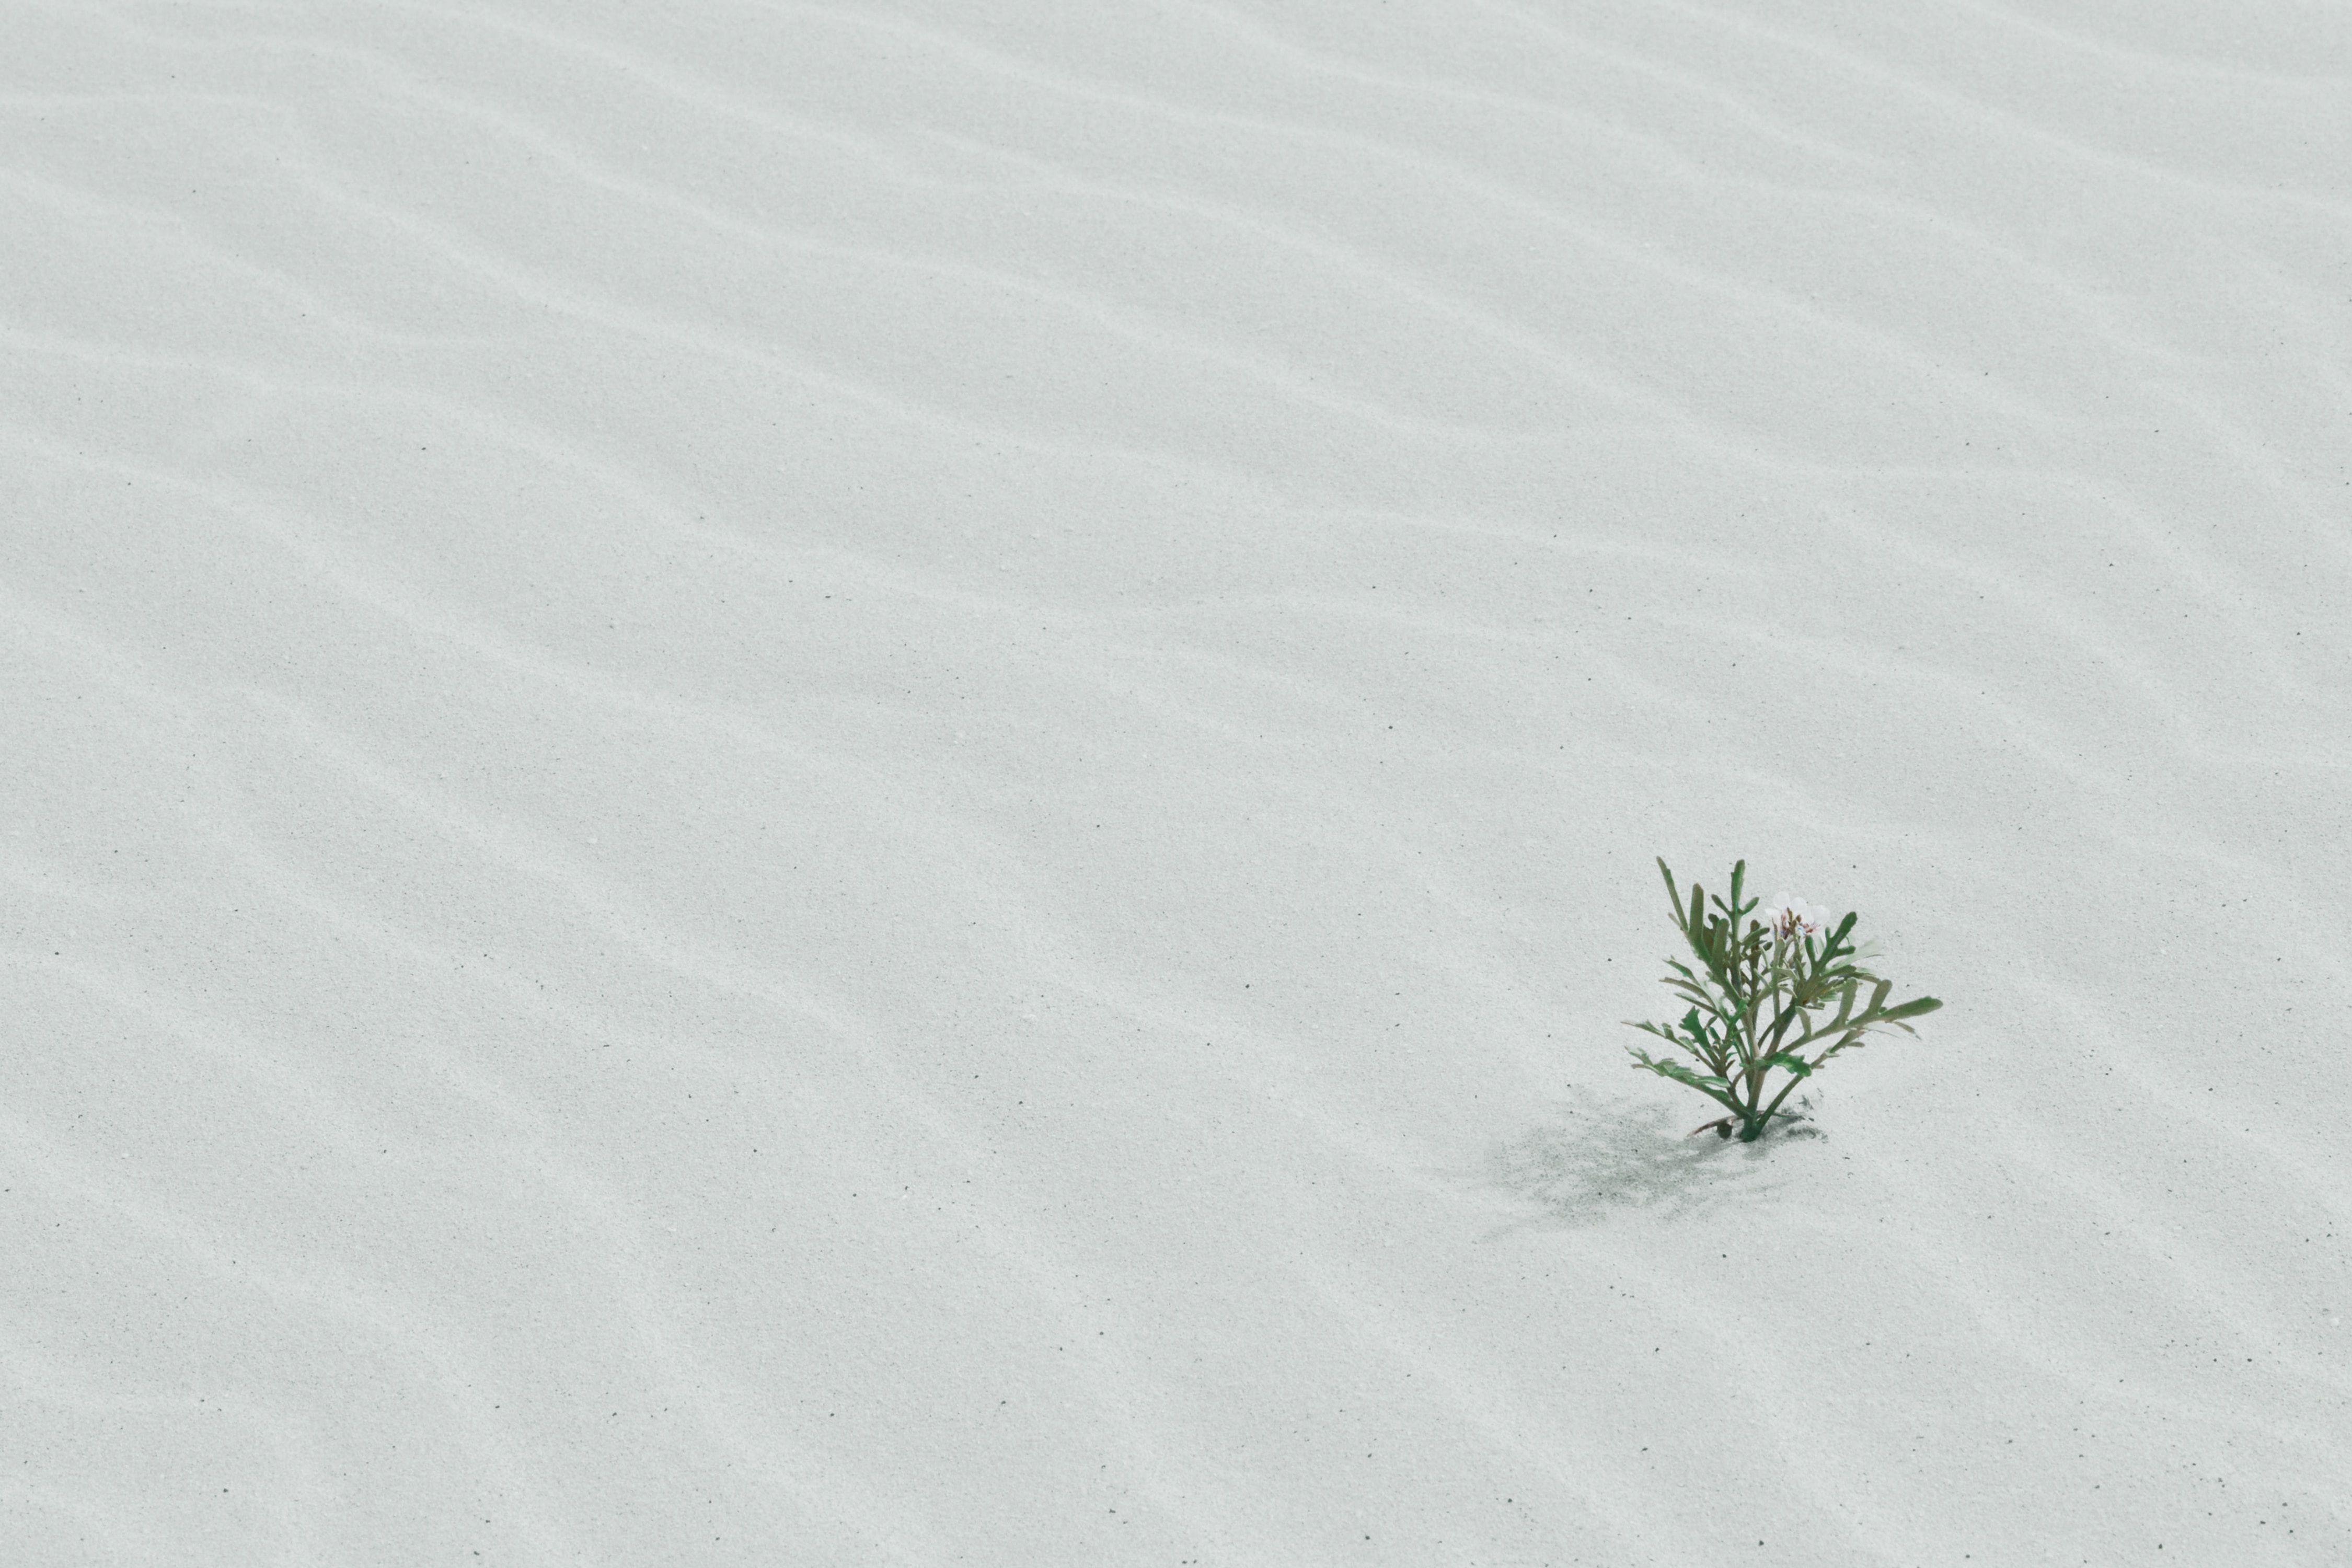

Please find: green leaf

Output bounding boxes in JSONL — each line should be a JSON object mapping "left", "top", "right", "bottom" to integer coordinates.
{"left": 1629, "top": 1052, "right": 1738, "bottom": 1106}
{"left": 1882, "top": 995, "right": 1943, "bottom": 1021}
{"left": 1814, "top": 1025, "right": 1869, "bottom": 1062}
{"left": 1764, "top": 1052, "right": 1813, "bottom": 1078}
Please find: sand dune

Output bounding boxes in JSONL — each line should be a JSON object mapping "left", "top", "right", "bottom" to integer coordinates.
{"left": 5, "top": 2, "right": 2347, "bottom": 1562}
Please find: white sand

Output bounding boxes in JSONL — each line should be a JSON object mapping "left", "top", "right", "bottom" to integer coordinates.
{"left": 5, "top": 3, "right": 2348, "bottom": 1562}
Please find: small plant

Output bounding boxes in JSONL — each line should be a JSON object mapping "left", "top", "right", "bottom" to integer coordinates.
{"left": 1624, "top": 858, "right": 1941, "bottom": 1142}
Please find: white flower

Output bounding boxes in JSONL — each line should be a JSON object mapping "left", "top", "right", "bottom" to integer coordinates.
{"left": 1759, "top": 892, "right": 1831, "bottom": 938}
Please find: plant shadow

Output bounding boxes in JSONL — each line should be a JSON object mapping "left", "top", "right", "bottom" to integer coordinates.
{"left": 1481, "top": 1091, "right": 1822, "bottom": 1234}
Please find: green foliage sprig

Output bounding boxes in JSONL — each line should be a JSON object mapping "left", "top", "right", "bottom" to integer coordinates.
{"left": 1624, "top": 858, "right": 1941, "bottom": 1142}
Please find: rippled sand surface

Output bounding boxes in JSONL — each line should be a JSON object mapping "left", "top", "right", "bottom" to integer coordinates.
{"left": 6, "top": 4, "right": 2348, "bottom": 1563}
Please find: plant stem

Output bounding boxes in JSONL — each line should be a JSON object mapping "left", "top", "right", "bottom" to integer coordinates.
{"left": 1737, "top": 922, "right": 1767, "bottom": 1122}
